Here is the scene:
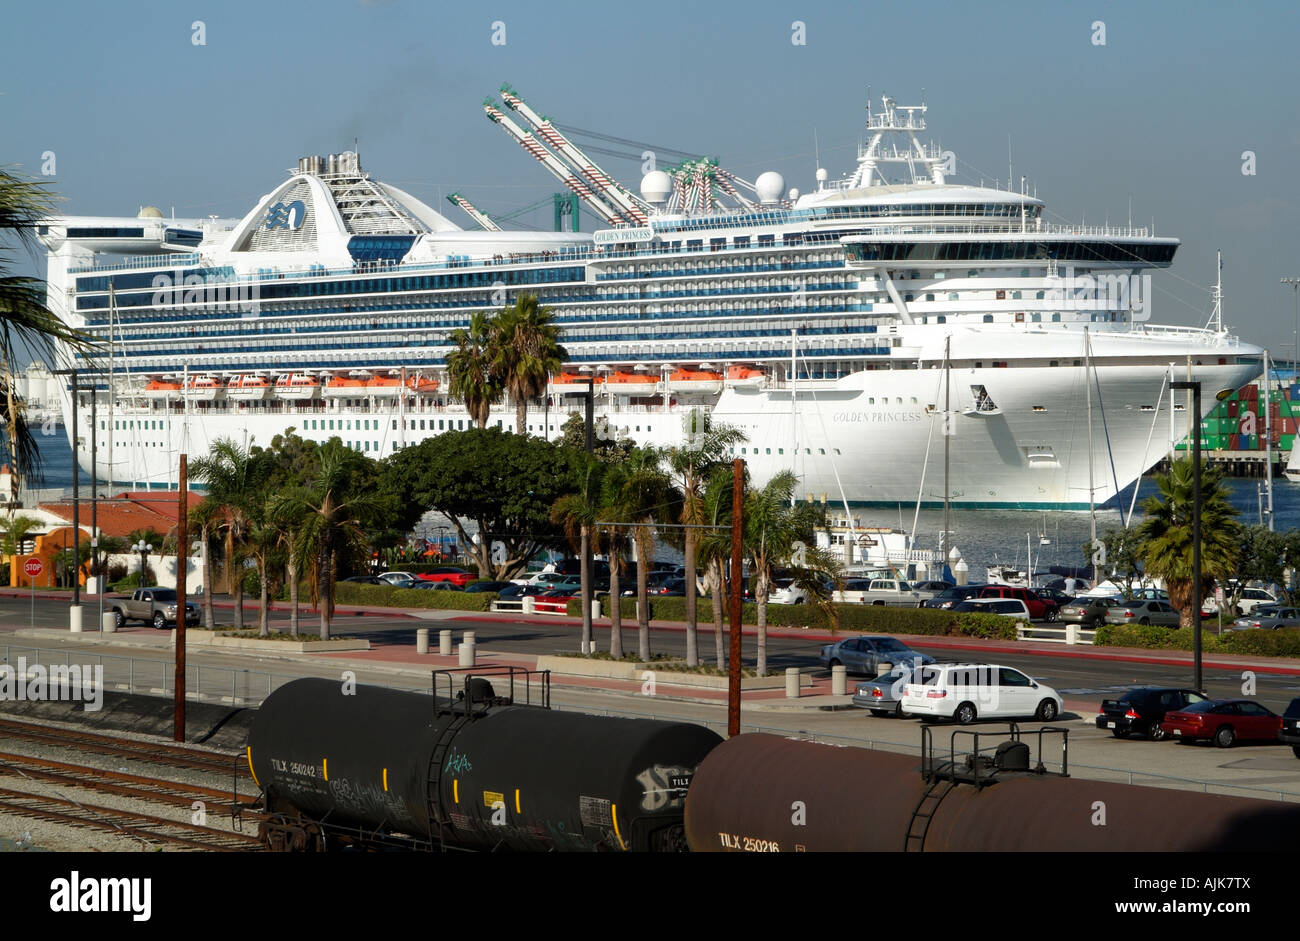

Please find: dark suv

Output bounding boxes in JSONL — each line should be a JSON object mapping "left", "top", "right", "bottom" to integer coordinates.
{"left": 923, "top": 585, "right": 986, "bottom": 610}
{"left": 1096, "top": 687, "right": 1208, "bottom": 741}
{"left": 1280, "top": 698, "right": 1300, "bottom": 759}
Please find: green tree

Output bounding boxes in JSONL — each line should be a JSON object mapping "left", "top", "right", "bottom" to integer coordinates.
{"left": 1135, "top": 459, "right": 1241, "bottom": 629}
{"left": 1224, "top": 524, "right": 1286, "bottom": 614}
{"left": 189, "top": 438, "right": 269, "bottom": 630}
{"left": 744, "top": 470, "right": 803, "bottom": 676}
{"left": 187, "top": 499, "right": 223, "bottom": 629}
{"left": 550, "top": 455, "right": 604, "bottom": 656}
{"left": 667, "top": 414, "right": 745, "bottom": 665}
{"left": 383, "top": 428, "right": 576, "bottom": 580}
{"left": 697, "top": 464, "right": 742, "bottom": 667}
{"left": 255, "top": 431, "right": 323, "bottom": 637}
{"left": 0, "top": 168, "right": 92, "bottom": 493}
{"left": 491, "top": 294, "right": 566, "bottom": 435}
{"left": 289, "top": 440, "right": 384, "bottom": 640}
{"left": 244, "top": 503, "right": 282, "bottom": 637}
{"left": 446, "top": 311, "right": 503, "bottom": 429}
{"left": 598, "top": 461, "right": 633, "bottom": 659}
{"left": 0, "top": 513, "right": 41, "bottom": 559}
{"left": 558, "top": 412, "right": 634, "bottom": 464}
{"left": 1084, "top": 526, "right": 1145, "bottom": 599}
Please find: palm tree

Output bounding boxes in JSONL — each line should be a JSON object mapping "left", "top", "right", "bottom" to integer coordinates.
{"left": 0, "top": 513, "right": 41, "bottom": 561}
{"left": 616, "top": 447, "right": 680, "bottom": 661}
{"left": 244, "top": 505, "right": 281, "bottom": 637}
{"left": 0, "top": 168, "right": 92, "bottom": 492}
{"left": 598, "top": 462, "right": 634, "bottom": 659}
{"left": 1135, "top": 458, "right": 1241, "bottom": 629}
{"left": 290, "top": 441, "right": 382, "bottom": 640}
{"left": 187, "top": 499, "right": 222, "bottom": 629}
{"left": 697, "top": 464, "right": 742, "bottom": 668}
{"left": 744, "top": 470, "right": 802, "bottom": 677}
{"left": 550, "top": 455, "right": 604, "bottom": 655}
{"left": 269, "top": 490, "right": 308, "bottom": 638}
{"left": 667, "top": 414, "right": 744, "bottom": 665}
{"left": 446, "top": 311, "right": 503, "bottom": 429}
{"left": 189, "top": 438, "right": 268, "bottom": 630}
{"left": 491, "top": 295, "right": 567, "bottom": 435}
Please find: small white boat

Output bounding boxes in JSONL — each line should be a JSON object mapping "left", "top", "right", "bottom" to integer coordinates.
{"left": 227, "top": 373, "right": 271, "bottom": 401}
{"left": 183, "top": 376, "right": 222, "bottom": 400}
{"left": 1286, "top": 444, "right": 1300, "bottom": 482}
{"left": 275, "top": 373, "right": 320, "bottom": 400}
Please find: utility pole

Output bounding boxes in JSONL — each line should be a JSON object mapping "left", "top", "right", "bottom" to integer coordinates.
{"left": 727, "top": 458, "right": 744, "bottom": 738}
{"left": 581, "top": 376, "right": 595, "bottom": 655}
{"left": 174, "top": 454, "right": 188, "bottom": 742}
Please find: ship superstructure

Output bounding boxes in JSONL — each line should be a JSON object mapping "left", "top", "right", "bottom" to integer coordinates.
{"left": 38, "top": 89, "right": 1263, "bottom": 509}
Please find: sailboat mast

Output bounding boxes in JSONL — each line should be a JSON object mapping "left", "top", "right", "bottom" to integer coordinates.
{"left": 1086, "top": 329, "right": 1096, "bottom": 579}
{"left": 1266, "top": 350, "right": 1275, "bottom": 529}
{"left": 790, "top": 329, "right": 798, "bottom": 508}
{"left": 943, "top": 334, "right": 951, "bottom": 559}
{"left": 107, "top": 281, "right": 115, "bottom": 494}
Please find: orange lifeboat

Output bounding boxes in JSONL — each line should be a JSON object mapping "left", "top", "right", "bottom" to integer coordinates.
{"left": 603, "top": 372, "right": 661, "bottom": 395}
{"left": 274, "top": 373, "right": 320, "bottom": 400}
{"left": 549, "top": 373, "right": 595, "bottom": 394}
{"left": 227, "top": 374, "right": 270, "bottom": 401}
{"left": 366, "top": 376, "right": 401, "bottom": 397}
{"left": 183, "top": 376, "right": 222, "bottom": 400}
{"left": 323, "top": 375, "right": 367, "bottom": 398}
{"left": 143, "top": 379, "right": 181, "bottom": 400}
{"left": 404, "top": 376, "right": 440, "bottom": 395}
{"left": 724, "top": 364, "right": 765, "bottom": 388}
{"left": 667, "top": 368, "right": 724, "bottom": 394}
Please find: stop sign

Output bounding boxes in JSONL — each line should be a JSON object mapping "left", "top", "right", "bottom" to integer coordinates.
{"left": 23, "top": 558, "right": 43, "bottom": 578}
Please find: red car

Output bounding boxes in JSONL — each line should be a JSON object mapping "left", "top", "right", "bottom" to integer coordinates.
{"left": 1160, "top": 699, "right": 1282, "bottom": 748}
{"left": 974, "top": 585, "right": 1060, "bottom": 621}
{"left": 416, "top": 566, "right": 475, "bottom": 588}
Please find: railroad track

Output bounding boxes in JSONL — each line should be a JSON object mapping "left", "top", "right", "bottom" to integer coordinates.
{"left": 0, "top": 785, "right": 263, "bottom": 851}
{"left": 0, "top": 717, "right": 241, "bottom": 777}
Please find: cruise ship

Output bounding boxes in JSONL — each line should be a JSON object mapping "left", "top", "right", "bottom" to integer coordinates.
{"left": 37, "top": 89, "right": 1263, "bottom": 509}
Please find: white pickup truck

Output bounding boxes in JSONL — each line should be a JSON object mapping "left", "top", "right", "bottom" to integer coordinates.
{"left": 109, "top": 588, "right": 200, "bottom": 630}
{"left": 835, "top": 578, "right": 932, "bottom": 608}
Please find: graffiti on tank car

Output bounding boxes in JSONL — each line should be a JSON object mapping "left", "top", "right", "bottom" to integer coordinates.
{"left": 444, "top": 749, "right": 472, "bottom": 774}
{"left": 635, "top": 764, "right": 693, "bottom": 811}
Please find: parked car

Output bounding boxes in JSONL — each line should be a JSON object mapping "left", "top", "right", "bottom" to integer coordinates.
{"left": 653, "top": 578, "right": 688, "bottom": 596}
{"left": 1034, "top": 586, "right": 1075, "bottom": 607}
{"left": 923, "top": 585, "right": 987, "bottom": 610}
{"left": 416, "top": 566, "right": 475, "bottom": 588}
{"left": 537, "top": 588, "right": 577, "bottom": 604}
{"left": 1234, "top": 587, "right": 1279, "bottom": 616}
{"left": 1279, "top": 698, "right": 1300, "bottom": 759}
{"left": 1103, "top": 599, "right": 1180, "bottom": 627}
{"left": 912, "top": 580, "right": 955, "bottom": 594}
{"left": 1161, "top": 699, "right": 1283, "bottom": 747}
{"left": 1230, "top": 607, "right": 1300, "bottom": 630}
{"left": 496, "top": 583, "right": 549, "bottom": 599}
{"left": 952, "top": 598, "right": 1031, "bottom": 620}
{"left": 973, "top": 585, "right": 1059, "bottom": 621}
{"left": 901, "top": 663, "right": 1063, "bottom": 724}
{"left": 852, "top": 661, "right": 932, "bottom": 718}
{"left": 413, "top": 580, "right": 463, "bottom": 591}
{"left": 768, "top": 575, "right": 833, "bottom": 605}
{"left": 378, "top": 571, "right": 420, "bottom": 589}
{"left": 1095, "top": 687, "right": 1209, "bottom": 740}
{"left": 343, "top": 575, "right": 383, "bottom": 585}
{"left": 819, "top": 636, "right": 934, "bottom": 676}
{"left": 1059, "top": 596, "right": 1121, "bottom": 628}
{"left": 463, "top": 580, "right": 514, "bottom": 594}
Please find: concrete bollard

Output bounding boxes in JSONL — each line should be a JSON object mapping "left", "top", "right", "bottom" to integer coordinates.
{"left": 876, "top": 661, "right": 893, "bottom": 677}
{"left": 458, "top": 642, "right": 476, "bottom": 667}
{"left": 1065, "top": 623, "right": 1079, "bottom": 646}
{"left": 785, "top": 667, "right": 801, "bottom": 699}
{"left": 522, "top": 596, "right": 535, "bottom": 615}
{"left": 416, "top": 628, "right": 429, "bottom": 655}
{"left": 592, "top": 599, "right": 601, "bottom": 619}
{"left": 462, "top": 631, "right": 475, "bottom": 646}
{"left": 102, "top": 612, "right": 116, "bottom": 634}
{"left": 70, "top": 606, "right": 83, "bottom": 633}
{"left": 831, "top": 664, "right": 847, "bottom": 696}
{"left": 439, "top": 629, "right": 452, "bottom": 656}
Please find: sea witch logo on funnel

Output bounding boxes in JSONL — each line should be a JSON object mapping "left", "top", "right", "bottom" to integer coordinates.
{"left": 0, "top": 657, "right": 103, "bottom": 711}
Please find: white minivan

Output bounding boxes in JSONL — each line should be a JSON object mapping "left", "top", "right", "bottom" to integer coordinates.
{"left": 902, "top": 663, "right": 1063, "bottom": 725}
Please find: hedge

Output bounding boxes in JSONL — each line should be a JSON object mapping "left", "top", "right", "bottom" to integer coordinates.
{"left": 332, "top": 581, "right": 497, "bottom": 612}
{"left": 564, "top": 597, "right": 1017, "bottom": 640}
{"left": 1095, "top": 624, "right": 1300, "bottom": 657}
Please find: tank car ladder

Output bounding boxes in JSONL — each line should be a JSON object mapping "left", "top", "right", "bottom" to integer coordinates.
{"left": 427, "top": 713, "right": 472, "bottom": 853}
{"left": 903, "top": 777, "right": 955, "bottom": 852}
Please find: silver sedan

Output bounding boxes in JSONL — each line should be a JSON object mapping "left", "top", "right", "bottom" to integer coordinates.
{"left": 1231, "top": 607, "right": 1300, "bottom": 630}
{"left": 1103, "top": 599, "right": 1181, "bottom": 626}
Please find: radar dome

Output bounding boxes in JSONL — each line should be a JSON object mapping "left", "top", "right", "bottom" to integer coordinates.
{"left": 787, "top": 188, "right": 800, "bottom": 201}
{"left": 754, "top": 171, "right": 785, "bottom": 205}
{"left": 640, "top": 170, "right": 673, "bottom": 204}
{"left": 816, "top": 167, "right": 828, "bottom": 183}
{"left": 137, "top": 206, "right": 164, "bottom": 218}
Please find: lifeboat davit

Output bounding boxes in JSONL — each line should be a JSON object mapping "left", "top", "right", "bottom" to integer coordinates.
{"left": 227, "top": 374, "right": 270, "bottom": 401}
{"left": 603, "top": 372, "right": 661, "bottom": 395}
{"left": 275, "top": 373, "right": 320, "bottom": 400}
{"left": 143, "top": 379, "right": 181, "bottom": 400}
{"left": 182, "top": 376, "right": 222, "bottom": 400}
{"left": 668, "top": 368, "right": 724, "bottom": 393}
{"left": 366, "top": 376, "right": 401, "bottom": 397}
{"left": 549, "top": 373, "right": 595, "bottom": 394}
{"left": 724, "top": 365, "right": 765, "bottom": 388}
{"left": 323, "top": 376, "right": 367, "bottom": 398}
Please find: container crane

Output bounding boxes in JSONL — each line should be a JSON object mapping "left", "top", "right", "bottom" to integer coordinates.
{"left": 445, "top": 192, "right": 501, "bottom": 232}
{"left": 483, "top": 100, "right": 625, "bottom": 227}
{"left": 499, "top": 83, "right": 650, "bottom": 226}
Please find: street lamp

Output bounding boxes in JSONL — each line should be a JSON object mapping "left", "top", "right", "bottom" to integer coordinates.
{"left": 1283, "top": 278, "right": 1300, "bottom": 380}
{"left": 131, "top": 540, "right": 154, "bottom": 587}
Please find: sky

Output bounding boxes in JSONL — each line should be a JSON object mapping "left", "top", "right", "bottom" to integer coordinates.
{"left": 3, "top": 0, "right": 1299, "bottom": 357}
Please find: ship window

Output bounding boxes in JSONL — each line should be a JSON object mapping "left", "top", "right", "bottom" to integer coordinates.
{"left": 765, "top": 448, "right": 771, "bottom": 455}
{"left": 392, "top": 420, "right": 397, "bottom": 430}
{"left": 1036, "top": 291, "right": 1045, "bottom": 299}
{"left": 1030, "top": 313, "right": 1041, "bottom": 322}
{"left": 778, "top": 448, "right": 784, "bottom": 455}
{"left": 1015, "top": 312, "right": 1024, "bottom": 323}
{"left": 948, "top": 293, "right": 958, "bottom": 301}
{"left": 1049, "top": 360, "right": 1059, "bottom": 367}
{"left": 982, "top": 315, "right": 993, "bottom": 323}
{"left": 834, "top": 449, "right": 840, "bottom": 455}
{"left": 868, "top": 397, "right": 875, "bottom": 404}
{"left": 805, "top": 449, "right": 811, "bottom": 454}
{"left": 439, "top": 420, "right": 445, "bottom": 429}
{"left": 818, "top": 448, "right": 825, "bottom": 455}
{"left": 1051, "top": 313, "right": 1061, "bottom": 322}
{"left": 926, "top": 293, "right": 935, "bottom": 301}
{"left": 937, "top": 316, "right": 946, "bottom": 324}
{"left": 329, "top": 420, "right": 334, "bottom": 430}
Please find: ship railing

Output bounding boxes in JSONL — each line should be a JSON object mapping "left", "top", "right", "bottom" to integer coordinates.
{"left": 69, "top": 252, "right": 201, "bottom": 275}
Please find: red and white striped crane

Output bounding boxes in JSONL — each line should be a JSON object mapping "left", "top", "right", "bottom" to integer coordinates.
{"left": 445, "top": 192, "right": 501, "bottom": 232}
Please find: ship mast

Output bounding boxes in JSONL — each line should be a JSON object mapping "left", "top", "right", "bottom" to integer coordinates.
{"left": 1086, "top": 329, "right": 1096, "bottom": 585}
{"left": 943, "top": 334, "right": 951, "bottom": 560}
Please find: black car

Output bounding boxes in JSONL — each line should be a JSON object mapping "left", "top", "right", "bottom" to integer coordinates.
{"left": 1281, "top": 698, "right": 1300, "bottom": 759}
{"left": 1035, "top": 586, "right": 1075, "bottom": 607}
{"left": 463, "top": 580, "right": 514, "bottom": 593}
{"left": 343, "top": 575, "right": 382, "bottom": 585}
{"left": 1096, "top": 687, "right": 1209, "bottom": 741}
{"left": 922, "top": 585, "right": 986, "bottom": 609}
